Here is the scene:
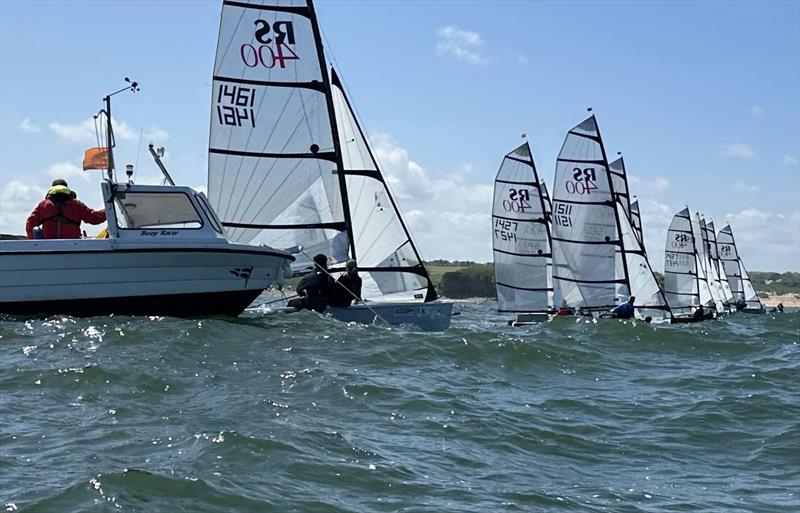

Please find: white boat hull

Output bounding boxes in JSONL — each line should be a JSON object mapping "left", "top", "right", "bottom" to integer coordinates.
{"left": 327, "top": 301, "right": 454, "bottom": 331}
{"left": 0, "top": 239, "right": 291, "bottom": 317}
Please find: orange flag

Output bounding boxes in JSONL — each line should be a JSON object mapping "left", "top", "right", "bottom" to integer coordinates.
{"left": 82, "top": 147, "right": 109, "bottom": 170}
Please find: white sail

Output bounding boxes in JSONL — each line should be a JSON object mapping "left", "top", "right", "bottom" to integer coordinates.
{"left": 691, "top": 213, "right": 716, "bottom": 310}
{"left": 700, "top": 218, "right": 725, "bottom": 312}
{"left": 207, "top": 0, "right": 347, "bottom": 271}
{"left": 492, "top": 143, "right": 552, "bottom": 313}
{"left": 740, "top": 262, "right": 764, "bottom": 311}
{"left": 608, "top": 156, "right": 631, "bottom": 217}
{"left": 717, "top": 224, "right": 744, "bottom": 304}
{"left": 551, "top": 116, "right": 624, "bottom": 310}
{"left": 706, "top": 220, "right": 734, "bottom": 308}
{"left": 664, "top": 208, "right": 699, "bottom": 317}
{"left": 329, "top": 69, "right": 435, "bottom": 301}
{"left": 717, "top": 224, "right": 763, "bottom": 311}
{"left": 630, "top": 200, "right": 645, "bottom": 249}
{"left": 616, "top": 201, "right": 671, "bottom": 320}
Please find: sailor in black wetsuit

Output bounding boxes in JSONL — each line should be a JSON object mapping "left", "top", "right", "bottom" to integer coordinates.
{"left": 328, "top": 259, "right": 362, "bottom": 308}
{"left": 288, "top": 253, "right": 333, "bottom": 313}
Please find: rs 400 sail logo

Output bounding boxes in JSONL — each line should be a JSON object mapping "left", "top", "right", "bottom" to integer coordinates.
{"left": 241, "top": 20, "right": 299, "bottom": 69}
{"left": 565, "top": 168, "right": 598, "bottom": 195}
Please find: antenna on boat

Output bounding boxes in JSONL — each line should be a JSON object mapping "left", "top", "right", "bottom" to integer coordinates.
{"left": 587, "top": 107, "right": 593, "bottom": 112}
{"left": 101, "top": 77, "right": 140, "bottom": 182}
{"left": 148, "top": 143, "right": 175, "bottom": 186}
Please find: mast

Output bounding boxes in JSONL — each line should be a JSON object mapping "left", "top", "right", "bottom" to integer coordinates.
{"left": 594, "top": 115, "right": 632, "bottom": 301}
{"left": 308, "top": 0, "right": 356, "bottom": 262}
{"left": 688, "top": 211, "right": 704, "bottom": 308}
{"left": 529, "top": 141, "right": 554, "bottom": 309}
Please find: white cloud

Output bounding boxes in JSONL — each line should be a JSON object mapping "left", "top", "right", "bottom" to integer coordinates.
{"left": 721, "top": 143, "right": 755, "bottom": 158}
{"left": 782, "top": 155, "right": 798, "bottom": 166}
{"left": 635, "top": 198, "right": 674, "bottom": 271}
{"left": 146, "top": 127, "right": 170, "bottom": 142}
{"left": 722, "top": 209, "right": 800, "bottom": 272}
{"left": 19, "top": 117, "right": 41, "bottom": 133}
{"left": 48, "top": 117, "right": 140, "bottom": 143}
{"left": 732, "top": 180, "right": 761, "bottom": 193}
{"left": 436, "top": 26, "right": 487, "bottom": 66}
{"left": 45, "top": 161, "right": 89, "bottom": 182}
{"left": 370, "top": 132, "right": 493, "bottom": 262}
{"left": 516, "top": 54, "right": 529, "bottom": 65}
{"left": 0, "top": 180, "right": 46, "bottom": 234}
{"left": 629, "top": 175, "right": 670, "bottom": 192}
{"left": 749, "top": 105, "right": 765, "bottom": 117}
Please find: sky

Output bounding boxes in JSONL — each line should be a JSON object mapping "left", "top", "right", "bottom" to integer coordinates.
{"left": 1, "top": 0, "right": 798, "bottom": 272}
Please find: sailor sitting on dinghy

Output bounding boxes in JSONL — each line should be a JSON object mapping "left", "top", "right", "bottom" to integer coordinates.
{"left": 288, "top": 253, "right": 333, "bottom": 313}
{"left": 606, "top": 296, "right": 636, "bottom": 319}
{"left": 25, "top": 179, "right": 106, "bottom": 239}
{"left": 328, "top": 259, "right": 362, "bottom": 308}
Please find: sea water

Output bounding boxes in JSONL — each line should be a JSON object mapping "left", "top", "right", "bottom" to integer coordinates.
{"left": 1, "top": 300, "right": 797, "bottom": 512}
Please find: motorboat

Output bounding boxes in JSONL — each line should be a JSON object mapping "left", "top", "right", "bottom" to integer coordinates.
{"left": 0, "top": 83, "right": 293, "bottom": 317}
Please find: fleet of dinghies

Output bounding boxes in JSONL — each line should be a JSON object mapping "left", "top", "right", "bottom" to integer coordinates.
{"left": 492, "top": 113, "right": 764, "bottom": 325}
{"left": 0, "top": 0, "right": 769, "bottom": 330}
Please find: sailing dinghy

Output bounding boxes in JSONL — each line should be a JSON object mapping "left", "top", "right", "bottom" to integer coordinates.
{"left": 207, "top": 0, "right": 452, "bottom": 331}
{"left": 705, "top": 221, "right": 735, "bottom": 312}
{"left": 663, "top": 208, "right": 716, "bottom": 322}
{"left": 550, "top": 115, "right": 670, "bottom": 321}
{"left": 717, "top": 225, "right": 765, "bottom": 314}
{"left": 492, "top": 142, "right": 553, "bottom": 325}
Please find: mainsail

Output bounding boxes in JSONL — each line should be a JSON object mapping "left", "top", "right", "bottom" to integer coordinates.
{"left": 706, "top": 220, "right": 735, "bottom": 309}
{"left": 492, "top": 143, "right": 552, "bottom": 313}
{"left": 208, "top": 0, "right": 347, "bottom": 270}
{"left": 663, "top": 208, "right": 700, "bottom": 317}
{"left": 208, "top": 0, "right": 435, "bottom": 302}
{"left": 550, "top": 115, "right": 626, "bottom": 310}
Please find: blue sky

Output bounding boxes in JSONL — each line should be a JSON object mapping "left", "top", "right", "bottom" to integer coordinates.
{"left": 1, "top": 0, "right": 798, "bottom": 271}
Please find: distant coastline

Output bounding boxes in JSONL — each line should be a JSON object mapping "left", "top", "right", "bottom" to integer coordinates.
{"left": 425, "top": 260, "right": 800, "bottom": 307}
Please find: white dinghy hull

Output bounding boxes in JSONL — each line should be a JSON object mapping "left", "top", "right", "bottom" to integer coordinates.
{"left": 328, "top": 301, "right": 454, "bottom": 332}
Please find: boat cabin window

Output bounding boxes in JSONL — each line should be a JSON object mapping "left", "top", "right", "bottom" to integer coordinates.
{"left": 114, "top": 192, "right": 203, "bottom": 230}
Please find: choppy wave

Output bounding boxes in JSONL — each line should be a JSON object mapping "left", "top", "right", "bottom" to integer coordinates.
{"left": 1, "top": 304, "right": 798, "bottom": 512}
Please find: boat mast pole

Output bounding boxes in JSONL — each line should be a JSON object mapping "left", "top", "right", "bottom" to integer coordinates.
{"left": 593, "top": 114, "right": 632, "bottom": 303}
{"left": 688, "top": 210, "right": 703, "bottom": 310}
{"left": 527, "top": 142, "right": 555, "bottom": 310}
{"left": 307, "top": 0, "right": 357, "bottom": 263}
{"left": 102, "top": 78, "right": 139, "bottom": 183}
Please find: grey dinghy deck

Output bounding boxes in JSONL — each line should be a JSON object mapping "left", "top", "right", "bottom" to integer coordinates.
{"left": 269, "top": 301, "right": 453, "bottom": 332}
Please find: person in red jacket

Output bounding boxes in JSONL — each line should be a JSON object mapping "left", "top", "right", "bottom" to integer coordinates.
{"left": 26, "top": 179, "right": 107, "bottom": 239}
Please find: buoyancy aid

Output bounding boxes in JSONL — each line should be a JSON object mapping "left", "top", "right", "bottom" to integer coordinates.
{"left": 42, "top": 186, "right": 81, "bottom": 238}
